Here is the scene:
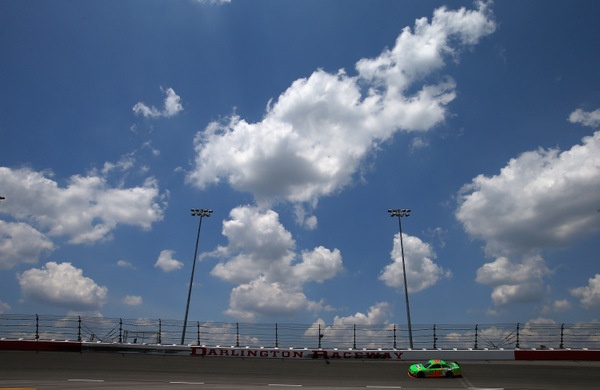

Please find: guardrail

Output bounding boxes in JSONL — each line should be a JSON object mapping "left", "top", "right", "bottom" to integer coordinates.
{"left": 1, "top": 314, "right": 599, "bottom": 350}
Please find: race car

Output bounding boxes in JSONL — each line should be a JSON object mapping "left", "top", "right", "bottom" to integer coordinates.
{"left": 408, "top": 359, "right": 462, "bottom": 378}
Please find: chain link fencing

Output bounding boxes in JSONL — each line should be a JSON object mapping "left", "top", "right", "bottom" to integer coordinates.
{"left": 1, "top": 314, "right": 599, "bottom": 350}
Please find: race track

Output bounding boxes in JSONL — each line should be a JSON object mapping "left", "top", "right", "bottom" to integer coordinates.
{"left": 1, "top": 351, "right": 600, "bottom": 389}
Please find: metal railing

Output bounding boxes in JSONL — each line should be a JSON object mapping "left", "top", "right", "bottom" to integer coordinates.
{"left": 1, "top": 314, "right": 599, "bottom": 350}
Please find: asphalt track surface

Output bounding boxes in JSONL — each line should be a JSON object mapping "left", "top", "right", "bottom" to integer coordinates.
{"left": 1, "top": 352, "right": 600, "bottom": 389}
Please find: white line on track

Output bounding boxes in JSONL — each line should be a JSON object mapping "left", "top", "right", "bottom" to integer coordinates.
{"left": 268, "top": 385, "right": 303, "bottom": 387}
{"left": 467, "top": 388, "right": 504, "bottom": 390}
{"left": 68, "top": 379, "right": 105, "bottom": 382}
{"left": 170, "top": 382, "right": 205, "bottom": 385}
{"left": 366, "top": 386, "right": 402, "bottom": 389}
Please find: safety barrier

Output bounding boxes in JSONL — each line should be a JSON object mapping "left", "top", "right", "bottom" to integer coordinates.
{"left": 1, "top": 314, "right": 600, "bottom": 351}
{"left": 2, "top": 339, "right": 599, "bottom": 361}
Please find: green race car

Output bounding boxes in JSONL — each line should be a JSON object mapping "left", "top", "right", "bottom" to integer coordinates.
{"left": 408, "top": 359, "right": 462, "bottom": 378}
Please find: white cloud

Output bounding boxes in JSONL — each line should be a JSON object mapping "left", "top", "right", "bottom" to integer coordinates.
{"left": 194, "top": 0, "right": 231, "bottom": 4}
{"left": 116, "top": 259, "right": 135, "bottom": 269}
{"left": 305, "top": 303, "right": 394, "bottom": 349}
{"left": 294, "top": 246, "right": 343, "bottom": 283}
{"left": 224, "top": 276, "right": 312, "bottom": 321}
{"left": 0, "top": 299, "right": 10, "bottom": 314}
{"left": 0, "top": 221, "right": 55, "bottom": 269}
{"left": 210, "top": 207, "right": 296, "bottom": 284}
{"left": 187, "top": 3, "right": 495, "bottom": 219}
{"left": 209, "top": 206, "right": 343, "bottom": 320}
{"left": 571, "top": 274, "right": 600, "bottom": 310}
{"left": 123, "top": 295, "right": 143, "bottom": 306}
{"left": 456, "top": 131, "right": 600, "bottom": 256}
{"left": 133, "top": 87, "right": 183, "bottom": 118}
{"left": 67, "top": 310, "right": 103, "bottom": 318}
{"left": 542, "top": 299, "right": 571, "bottom": 315}
{"left": 475, "top": 255, "right": 552, "bottom": 306}
{"left": 526, "top": 317, "right": 557, "bottom": 326}
{"left": 552, "top": 299, "right": 571, "bottom": 312}
{"left": 132, "top": 103, "right": 161, "bottom": 118}
{"left": 99, "top": 154, "right": 136, "bottom": 176}
{"left": 18, "top": 262, "right": 107, "bottom": 311}
{"left": 163, "top": 88, "right": 184, "bottom": 117}
{"left": 456, "top": 129, "right": 600, "bottom": 307}
{"left": 409, "top": 137, "right": 429, "bottom": 151}
{"left": 0, "top": 167, "right": 165, "bottom": 245}
{"left": 379, "top": 233, "right": 451, "bottom": 293}
{"left": 333, "top": 302, "right": 391, "bottom": 326}
{"left": 154, "top": 249, "right": 183, "bottom": 272}
{"left": 569, "top": 108, "right": 600, "bottom": 128}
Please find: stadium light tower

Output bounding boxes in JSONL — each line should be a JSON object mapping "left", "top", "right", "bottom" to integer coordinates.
{"left": 181, "top": 208, "right": 213, "bottom": 345}
{"left": 388, "top": 208, "right": 414, "bottom": 349}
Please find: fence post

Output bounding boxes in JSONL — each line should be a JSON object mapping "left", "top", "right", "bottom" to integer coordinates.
{"left": 560, "top": 323, "right": 564, "bottom": 349}
{"left": 119, "top": 318, "right": 123, "bottom": 343}
{"left": 275, "top": 323, "right": 279, "bottom": 348}
{"left": 393, "top": 324, "right": 397, "bottom": 349}
{"left": 78, "top": 316, "right": 82, "bottom": 342}
{"left": 516, "top": 323, "right": 520, "bottom": 349}
{"left": 236, "top": 322, "right": 240, "bottom": 347}
{"left": 197, "top": 321, "right": 201, "bottom": 345}
{"left": 353, "top": 324, "right": 357, "bottom": 349}
{"left": 35, "top": 314, "right": 39, "bottom": 340}
{"left": 158, "top": 319, "right": 162, "bottom": 344}
{"left": 474, "top": 324, "right": 478, "bottom": 350}
{"left": 433, "top": 324, "right": 437, "bottom": 349}
{"left": 318, "top": 324, "right": 322, "bottom": 349}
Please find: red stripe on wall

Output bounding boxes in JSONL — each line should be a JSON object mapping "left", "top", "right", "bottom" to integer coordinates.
{"left": 0, "top": 340, "right": 82, "bottom": 352}
{"left": 515, "top": 349, "right": 600, "bottom": 360}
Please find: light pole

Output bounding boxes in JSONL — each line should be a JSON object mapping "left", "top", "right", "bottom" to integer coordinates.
{"left": 388, "top": 208, "right": 414, "bottom": 349}
{"left": 181, "top": 208, "right": 213, "bottom": 345}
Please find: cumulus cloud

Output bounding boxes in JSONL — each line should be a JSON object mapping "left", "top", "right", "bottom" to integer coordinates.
{"left": 154, "top": 249, "right": 183, "bottom": 272}
{"left": 571, "top": 274, "right": 600, "bottom": 310}
{"left": 186, "top": 3, "right": 495, "bottom": 223}
{"left": 0, "top": 167, "right": 165, "bottom": 245}
{"left": 457, "top": 131, "right": 600, "bottom": 256}
{"left": 332, "top": 302, "right": 391, "bottom": 326}
{"left": 380, "top": 233, "right": 451, "bottom": 293}
{"left": 542, "top": 299, "right": 571, "bottom": 315}
{"left": 18, "top": 262, "right": 108, "bottom": 311}
{"left": 225, "top": 276, "right": 312, "bottom": 320}
{"left": 475, "top": 256, "right": 552, "bottom": 306}
{"left": 305, "top": 303, "right": 394, "bottom": 349}
{"left": 569, "top": 108, "right": 600, "bottom": 128}
{"left": 209, "top": 206, "right": 343, "bottom": 320}
{"left": 0, "top": 221, "right": 55, "bottom": 270}
{"left": 133, "top": 87, "right": 183, "bottom": 118}
{"left": 123, "top": 295, "right": 143, "bottom": 306}
{"left": 456, "top": 129, "right": 600, "bottom": 307}
{"left": 294, "top": 246, "right": 343, "bottom": 283}
{"left": 210, "top": 207, "right": 296, "bottom": 284}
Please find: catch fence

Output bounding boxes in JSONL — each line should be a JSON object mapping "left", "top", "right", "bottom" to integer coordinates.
{"left": 1, "top": 314, "right": 599, "bottom": 350}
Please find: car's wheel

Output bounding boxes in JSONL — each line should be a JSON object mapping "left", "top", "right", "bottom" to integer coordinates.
{"left": 445, "top": 371, "right": 454, "bottom": 378}
{"left": 417, "top": 372, "right": 425, "bottom": 378}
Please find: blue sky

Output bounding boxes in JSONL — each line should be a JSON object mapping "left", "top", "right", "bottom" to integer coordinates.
{"left": 1, "top": 0, "right": 600, "bottom": 329}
